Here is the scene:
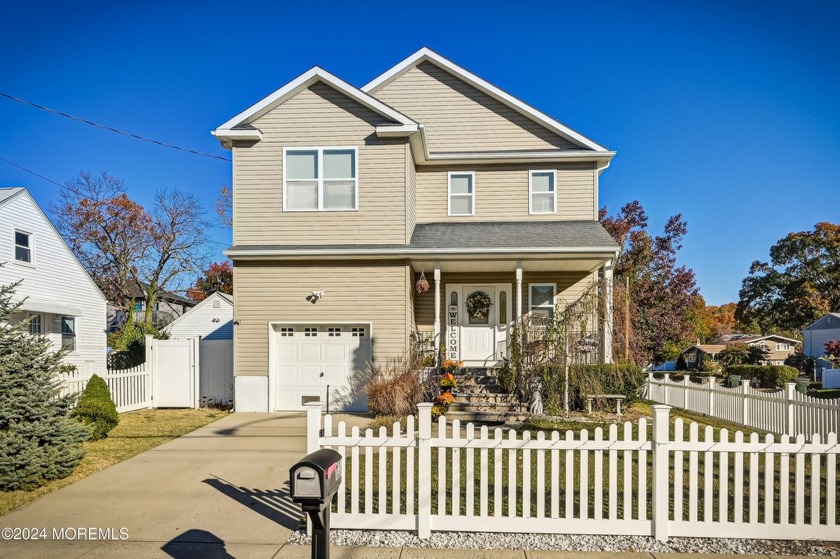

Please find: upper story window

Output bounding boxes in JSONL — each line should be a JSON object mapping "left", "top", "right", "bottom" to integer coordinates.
{"left": 529, "top": 171, "right": 556, "bottom": 214}
{"left": 777, "top": 342, "right": 790, "bottom": 351}
{"left": 529, "top": 283, "right": 556, "bottom": 319}
{"left": 448, "top": 172, "right": 474, "bottom": 216}
{"left": 15, "top": 230, "right": 32, "bottom": 263}
{"left": 284, "top": 147, "right": 357, "bottom": 211}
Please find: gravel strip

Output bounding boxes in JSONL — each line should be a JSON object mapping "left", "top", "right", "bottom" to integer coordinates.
{"left": 288, "top": 529, "right": 840, "bottom": 556}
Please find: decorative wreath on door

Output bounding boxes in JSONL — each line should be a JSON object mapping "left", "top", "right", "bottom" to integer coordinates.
{"left": 465, "top": 291, "right": 492, "bottom": 321}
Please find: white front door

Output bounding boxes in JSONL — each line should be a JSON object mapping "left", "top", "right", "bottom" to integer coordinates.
{"left": 452, "top": 284, "right": 511, "bottom": 365}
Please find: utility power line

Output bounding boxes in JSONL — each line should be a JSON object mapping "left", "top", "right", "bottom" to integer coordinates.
{"left": 0, "top": 92, "right": 231, "bottom": 162}
{"left": 0, "top": 156, "right": 65, "bottom": 188}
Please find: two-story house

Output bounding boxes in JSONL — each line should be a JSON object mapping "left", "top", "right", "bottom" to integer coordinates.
{"left": 0, "top": 187, "right": 107, "bottom": 375}
{"left": 681, "top": 333, "right": 800, "bottom": 370}
{"left": 213, "top": 48, "right": 619, "bottom": 412}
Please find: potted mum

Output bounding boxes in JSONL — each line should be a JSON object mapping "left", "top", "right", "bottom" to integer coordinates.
{"left": 440, "top": 372, "right": 456, "bottom": 392}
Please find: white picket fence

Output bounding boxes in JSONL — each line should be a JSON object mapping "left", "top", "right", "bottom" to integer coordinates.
{"left": 306, "top": 403, "right": 839, "bottom": 542}
{"left": 645, "top": 373, "right": 840, "bottom": 440}
{"left": 58, "top": 363, "right": 152, "bottom": 413}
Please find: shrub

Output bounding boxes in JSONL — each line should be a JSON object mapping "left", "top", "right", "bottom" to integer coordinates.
{"left": 723, "top": 364, "right": 800, "bottom": 388}
{"left": 675, "top": 355, "right": 687, "bottom": 371}
{"left": 497, "top": 361, "right": 516, "bottom": 394}
{"left": 364, "top": 358, "right": 423, "bottom": 418}
{"left": 534, "top": 362, "right": 644, "bottom": 414}
{"left": 71, "top": 374, "right": 119, "bottom": 441}
{"left": 0, "top": 278, "right": 89, "bottom": 491}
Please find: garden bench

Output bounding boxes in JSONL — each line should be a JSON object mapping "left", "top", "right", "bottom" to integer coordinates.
{"left": 586, "top": 394, "right": 626, "bottom": 415}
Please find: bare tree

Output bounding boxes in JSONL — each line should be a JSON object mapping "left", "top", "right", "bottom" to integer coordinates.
{"left": 215, "top": 185, "right": 232, "bottom": 228}
{"left": 53, "top": 172, "right": 210, "bottom": 323}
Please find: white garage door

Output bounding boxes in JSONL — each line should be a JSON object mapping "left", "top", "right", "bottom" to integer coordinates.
{"left": 275, "top": 324, "right": 371, "bottom": 411}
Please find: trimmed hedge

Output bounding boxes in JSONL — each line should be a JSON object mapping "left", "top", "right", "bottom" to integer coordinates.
{"left": 71, "top": 374, "right": 118, "bottom": 441}
{"left": 535, "top": 362, "right": 645, "bottom": 414}
{"left": 723, "top": 364, "right": 800, "bottom": 388}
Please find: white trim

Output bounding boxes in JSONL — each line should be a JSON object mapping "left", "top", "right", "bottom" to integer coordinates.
{"left": 528, "top": 283, "right": 557, "bottom": 318}
{"left": 528, "top": 170, "right": 556, "bottom": 215}
{"left": 13, "top": 228, "right": 35, "bottom": 267}
{"left": 363, "top": 48, "right": 611, "bottom": 152}
{"left": 267, "top": 320, "right": 374, "bottom": 412}
{"left": 226, "top": 246, "right": 620, "bottom": 259}
{"left": 213, "top": 66, "right": 416, "bottom": 139}
{"left": 447, "top": 171, "right": 475, "bottom": 217}
{"left": 419, "top": 150, "right": 615, "bottom": 165}
{"left": 282, "top": 147, "right": 359, "bottom": 212}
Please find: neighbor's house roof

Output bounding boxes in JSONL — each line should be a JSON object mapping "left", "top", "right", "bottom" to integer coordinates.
{"left": 126, "top": 281, "right": 196, "bottom": 306}
{"left": 225, "top": 221, "right": 619, "bottom": 259}
{"left": 683, "top": 344, "right": 727, "bottom": 355}
{"left": 726, "top": 334, "right": 800, "bottom": 345}
{"left": 162, "top": 291, "right": 233, "bottom": 337}
{"left": 803, "top": 313, "right": 840, "bottom": 331}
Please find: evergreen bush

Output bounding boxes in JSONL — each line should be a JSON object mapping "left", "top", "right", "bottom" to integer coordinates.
{"left": 71, "top": 374, "right": 118, "bottom": 441}
{"left": 723, "top": 364, "right": 800, "bottom": 388}
{"left": 0, "top": 279, "right": 89, "bottom": 491}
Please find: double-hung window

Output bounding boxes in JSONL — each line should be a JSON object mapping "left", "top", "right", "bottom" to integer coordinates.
{"left": 15, "top": 230, "right": 32, "bottom": 263}
{"left": 60, "top": 316, "right": 76, "bottom": 351}
{"left": 448, "top": 172, "right": 474, "bottom": 216}
{"left": 529, "top": 283, "right": 556, "bottom": 319}
{"left": 284, "top": 148, "right": 357, "bottom": 211}
{"left": 529, "top": 170, "right": 556, "bottom": 214}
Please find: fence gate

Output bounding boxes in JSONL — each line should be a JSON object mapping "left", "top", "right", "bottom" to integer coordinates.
{"left": 151, "top": 337, "right": 198, "bottom": 408}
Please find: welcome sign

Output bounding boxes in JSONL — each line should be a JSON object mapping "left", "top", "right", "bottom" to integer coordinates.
{"left": 447, "top": 305, "right": 458, "bottom": 360}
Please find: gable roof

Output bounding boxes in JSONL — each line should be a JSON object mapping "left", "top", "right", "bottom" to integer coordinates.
{"left": 0, "top": 187, "right": 25, "bottom": 206}
{"left": 0, "top": 187, "right": 107, "bottom": 304}
{"left": 213, "top": 66, "right": 417, "bottom": 144}
{"left": 162, "top": 291, "right": 232, "bottom": 335}
{"left": 363, "top": 47, "right": 611, "bottom": 153}
{"left": 126, "top": 281, "right": 196, "bottom": 306}
{"left": 804, "top": 313, "right": 840, "bottom": 331}
{"left": 727, "top": 334, "right": 800, "bottom": 345}
{"left": 683, "top": 344, "right": 727, "bottom": 354}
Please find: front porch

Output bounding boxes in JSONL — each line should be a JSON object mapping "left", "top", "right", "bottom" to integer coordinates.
{"left": 410, "top": 256, "right": 615, "bottom": 367}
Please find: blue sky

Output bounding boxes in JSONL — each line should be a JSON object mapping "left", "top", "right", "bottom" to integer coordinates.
{"left": 2, "top": 1, "right": 838, "bottom": 304}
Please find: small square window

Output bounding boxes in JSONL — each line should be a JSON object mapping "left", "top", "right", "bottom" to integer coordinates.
{"left": 328, "top": 327, "right": 341, "bottom": 337}
{"left": 15, "top": 230, "right": 32, "bottom": 263}
{"left": 304, "top": 327, "right": 318, "bottom": 337}
{"left": 351, "top": 327, "right": 366, "bottom": 338}
{"left": 280, "top": 327, "right": 294, "bottom": 337}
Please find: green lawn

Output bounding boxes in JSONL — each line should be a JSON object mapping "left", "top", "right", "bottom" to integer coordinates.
{"left": 0, "top": 408, "right": 226, "bottom": 516}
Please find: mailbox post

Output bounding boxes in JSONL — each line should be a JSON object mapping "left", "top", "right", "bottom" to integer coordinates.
{"left": 290, "top": 448, "right": 342, "bottom": 559}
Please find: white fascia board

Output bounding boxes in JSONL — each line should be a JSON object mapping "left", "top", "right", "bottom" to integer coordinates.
{"left": 211, "top": 129, "right": 263, "bottom": 141}
{"left": 422, "top": 150, "right": 616, "bottom": 165}
{"left": 213, "top": 66, "right": 417, "bottom": 135}
{"left": 225, "top": 246, "right": 620, "bottom": 259}
{"left": 374, "top": 123, "right": 421, "bottom": 136}
{"left": 363, "top": 47, "right": 611, "bottom": 153}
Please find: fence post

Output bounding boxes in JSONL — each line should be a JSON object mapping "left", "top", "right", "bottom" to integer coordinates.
{"left": 708, "top": 377, "right": 715, "bottom": 417}
{"left": 417, "top": 403, "right": 433, "bottom": 539}
{"left": 785, "top": 382, "right": 796, "bottom": 436}
{"left": 651, "top": 404, "right": 671, "bottom": 542}
{"left": 741, "top": 379, "right": 750, "bottom": 426}
{"left": 145, "top": 335, "right": 154, "bottom": 408}
{"left": 683, "top": 375, "right": 690, "bottom": 409}
{"left": 305, "top": 402, "right": 323, "bottom": 454}
{"left": 663, "top": 374, "right": 670, "bottom": 405}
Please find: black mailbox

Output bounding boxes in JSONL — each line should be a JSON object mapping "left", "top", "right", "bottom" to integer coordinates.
{"left": 290, "top": 449, "right": 342, "bottom": 559}
{"left": 290, "top": 449, "right": 342, "bottom": 509}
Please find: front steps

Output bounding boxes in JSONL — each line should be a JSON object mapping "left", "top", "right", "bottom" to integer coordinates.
{"left": 444, "top": 368, "right": 528, "bottom": 424}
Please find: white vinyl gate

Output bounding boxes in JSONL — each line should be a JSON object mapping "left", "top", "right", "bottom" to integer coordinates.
{"left": 198, "top": 339, "right": 233, "bottom": 405}
{"left": 151, "top": 337, "right": 199, "bottom": 408}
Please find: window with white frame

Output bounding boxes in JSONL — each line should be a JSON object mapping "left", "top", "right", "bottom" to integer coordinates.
{"left": 27, "top": 313, "right": 43, "bottom": 335}
{"left": 448, "top": 172, "right": 474, "bottom": 216}
{"left": 529, "top": 284, "right": 556, "bottom": 319}
{"left": 15, "top": 230, "right": 32, "bottom": 263}
{"left": 529, "top": 171, "right": 556, "bottom": 214}
{"left": 284, "top": 148, "right": 357, "bottom": 211}
{"left": 60, "top": 316, "right": 76, "bottom": 351}
{"left": 777, "top": 343, "right": 790, "bottom": 351}
{"left": 686, "top": 352, "right": 696, "bottom": 363}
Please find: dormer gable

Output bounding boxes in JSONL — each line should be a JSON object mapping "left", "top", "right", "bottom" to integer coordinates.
{"left": 364, "top": 47, "right": 612, "bottom": 157}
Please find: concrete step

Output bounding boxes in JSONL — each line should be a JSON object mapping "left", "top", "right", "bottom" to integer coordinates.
{"left": 452, "top": 392, "right": 518, "bottom": 403}
{"left": 444, "top": 410, "right": 529, "bottom": 424}
{"left": 450, "top": 401, "right": 525, "bottom": 413}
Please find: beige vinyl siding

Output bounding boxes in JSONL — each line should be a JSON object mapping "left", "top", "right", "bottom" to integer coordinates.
{"left": 416, "top": 163, "right": 596, "bottom": 222}
{"left": 373, "top": 61, "right": 582, "bottom": 153}
{"left": 406, "top": 143, "right": 416, "bottom": 241}
{"left": 233, "top": 261, "right": 411, "bottom": 377}
{"left": 413, "top": 270, "right": 597, "bottom": 331}
{"left": 233, "top": 82, "right": 408, "bottom": 246}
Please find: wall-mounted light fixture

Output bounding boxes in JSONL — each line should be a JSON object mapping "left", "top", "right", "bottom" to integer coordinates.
{"left": 306, "top": 291, "right": 327, "bottom": 304}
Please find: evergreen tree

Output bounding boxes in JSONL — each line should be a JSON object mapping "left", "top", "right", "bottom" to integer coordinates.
{"left": 0, "top": 279, "right": 89, "bottom": 491}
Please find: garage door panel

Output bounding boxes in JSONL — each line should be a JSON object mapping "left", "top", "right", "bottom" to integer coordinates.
{"left": 275, "top": 324, "right": 371, "bottom": 411}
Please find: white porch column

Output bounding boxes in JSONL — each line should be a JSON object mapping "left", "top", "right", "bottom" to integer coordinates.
{"left": 433, "top": 266, "right": 441, "bottom": 350}
{"left": 515, "top": 262, "right": 523, "bottom": 323}
{"left": 603, "top": 260, "right": 614, "bottom": 364}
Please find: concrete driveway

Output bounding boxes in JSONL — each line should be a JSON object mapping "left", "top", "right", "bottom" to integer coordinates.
{"left": 0, "top": 412, "right": 368, "bottom": 559}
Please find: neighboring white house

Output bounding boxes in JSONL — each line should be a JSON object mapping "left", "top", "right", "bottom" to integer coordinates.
{"left": 0, "top": 187, "right": 107, "bottom": 375}
{"left": 803, "top": 313, "right": 840, "bottom": 358}
{"left": 162, "top": 291, "right": 233, "bottom": 405}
